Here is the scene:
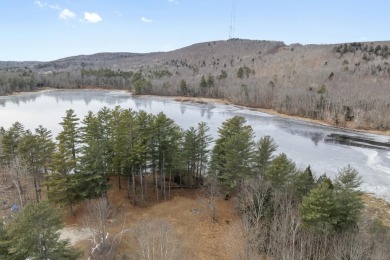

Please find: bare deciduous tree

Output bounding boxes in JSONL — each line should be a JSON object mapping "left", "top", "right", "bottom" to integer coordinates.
{"left": 131, "top": 219, "right": 180, "bottom": 260}
{"left": 83, "top": 197, "right": 112, "bottom": 259}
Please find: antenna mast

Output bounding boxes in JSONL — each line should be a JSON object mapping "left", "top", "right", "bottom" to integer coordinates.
{"left": 229, "top": 0, "right": 236, "bottom": 39}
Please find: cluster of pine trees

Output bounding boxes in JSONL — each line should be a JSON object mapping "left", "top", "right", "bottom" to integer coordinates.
{"left": 1, "top": 107, "right": 212, "bottom": 211}
{"left": 208, "top": 116, "right": 390, "bottom": 259}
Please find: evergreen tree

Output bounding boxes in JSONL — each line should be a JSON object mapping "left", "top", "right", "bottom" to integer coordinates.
{"left": 18, "top": 127, "right": 54, "bottom": 203}
{"left": 1, "top": 122, "right": 25, "bottom": 164}
{"left": 210, "top": 116, "right": 255, "bottom": 191}
{"left": 18, "top": 130, "right": 41, "bottom": 202}
{"left": 221, "top": 132, "right": 255, "bottom": 190}
{"left": 113, "top": 109, "right": 137, "bottom": 200}
{"left": 47, "top": 109, "right": 80, "bottom": 215}
{"left": 78, "top": 111, "right": 111, "bottom": 199}
{"left": 333, "top": 165, "right": 363, "bottom": 231}
{"left": 300, "top": 166, "right": 363, "bottom": 233}
{"left": 179, "top": 79, "right": 188, "bottom": 95}
{"left": 196, "top": 122, "right": 212, "bottom": 179}
{"left": 254, "top": 135, "right": 278, "bottom": 177}
{"left": 0, "top": 222, "right": 12, "bottom": 260}
{"left": 4, "top": 201, "right": 80, "bottom": 259}
{"left": 152, "top": 112, "right": 182, "bottom": 200}
{"left": 59, "top": 109, "right": 80, "bottom": 163}
{"left": 265, "top": 153, "right": 296, "bottom": 188}
{"left": 182, "top": 127, "right": 198, "bottom": 187}
{"left": 34, "top": 125, "right": 55, "bottom": 176}
{"left": 290, "top": 165, "right": 315, "bottom": 202}
{"left": 206, "top": 74, "right": 215, "bottom": 88}
{"left": 133, "top": 110, "right": 154, "bottom": 202}
{"left": 199, "top": 75, "right": 207, "bottom": 94}
{"left": 299, "top": 180, "right": 337, "bottom": 232}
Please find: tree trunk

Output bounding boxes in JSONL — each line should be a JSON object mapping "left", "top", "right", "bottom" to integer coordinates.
{"left": 144, "top": 166, "right": 147, "bottom": 203}
{"left": 118, "top": 174, "right": 122, "bottom": 189}
{"left": 127, "top": 175, "right": 131, "bottom": 198}
{"left": 155, "top": 170, "right": 159, "bottom": 201}
{"left": 13, "top": 179, "right": 24, "bottom": 207}
{"left": 132, "top": 167, "right": 136, "bottom": 204}
{"left": 140, "top": 165, "right": 144, "bottom": 202}
{"left": 33, "top": 174, "right": 40, "bottom": 203}
{"left": 69, "top": 202, "right": 74, "bottom": 216}
{"left": 168, "top": 169, "right": 172, "bottom": 199}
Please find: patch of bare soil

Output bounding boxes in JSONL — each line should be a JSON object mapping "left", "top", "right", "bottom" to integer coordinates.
{"left": 64, "top": 177, "right": 239, "bottom": 259}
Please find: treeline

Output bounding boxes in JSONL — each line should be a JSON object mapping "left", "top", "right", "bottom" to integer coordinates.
{"left": 3, "top": 47, "right": 390, "bottom": 131}
{"left": 335, "top": 42, "right": 390, "bottom": 58}
{"left": 0, "top": 69, "right": 38, "bottom": 95}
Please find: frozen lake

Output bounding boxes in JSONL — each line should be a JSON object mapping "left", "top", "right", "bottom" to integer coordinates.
{"left": 1, "top": 89, "right": 390, "bottom": 200}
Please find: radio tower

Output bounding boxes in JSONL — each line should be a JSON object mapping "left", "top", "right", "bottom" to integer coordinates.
{"left": 229, "top": 0, "right": 236, "bottom": 39}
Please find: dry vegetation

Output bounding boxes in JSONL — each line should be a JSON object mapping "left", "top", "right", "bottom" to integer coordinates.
{"left": 2, "top": 164, "right": 390, "bottom": 259}
{"left": 1, "top": 39, "right": 390, "bottom": 131}
{"left": 60, "top": 176, "right": 239, "bottom": 260}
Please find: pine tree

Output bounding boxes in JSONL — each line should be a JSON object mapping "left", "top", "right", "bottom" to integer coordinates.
{"left": 152, "top": 112, "right": 182, "bottom": 200}
{"left": 113, "top": 109, "right": 137, "bottom": 200}
{"left": 5, "top": 201, "right": 81, "bottom": 259}
{"left": 18, "top": 127, "right": 54, "bottom": 203}
{"left": 196, "top": 122, "right": 212, "bottom": 181}
{"left": 254, "top": 135, "right": 278, "bottom": 177}
{"left": 333, "top": 165, "right": 363, "bottom": 231}
{"left": 265, "top": 153, "right": 296, "bottom": 189}
{"left": 34, "top": 125, "right": 55, "bottom": 176}
{"left": 199, "top": 75, "right": 207, "bottom": 95}
{"left": 0, "top": 222, "right": 12, "bottom": 260}
{"left": 58, "top": 109, "right": 80, "bottom": 163}
{"left": 300, "top": 166, "right": 363, "bottom": 233}
{"left": 183, "top": 127, "right": 198, "bottom": 187}
{"left": 290, "top": 165, "right": 315, "bottom": 202}
{"left": 78, "top": 110, "right": 111, "bottom": 200}
{"left": 299, "top": 180, "right": 337, "bottom": 232}
{"left": 1, "top": 122, "right": 25, "bottom": 164}
{"left": 18, "top": 130, "right": 41, "bottom": 202}
{"left": 210, "top": 116, "right": 255, "bottom": 191}
{"left": 47, "top": 109, "right": 80, "bottom": 215}
{"left": 221, "top": 132, "right": 255, "bottom": 190}
{"left": 133, "top": 110, "right": 154, "bottom": 203}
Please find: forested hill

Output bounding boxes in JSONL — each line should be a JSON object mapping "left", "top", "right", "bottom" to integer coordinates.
{"left": 1, "top": 39, "right": 390, "bottom": 130}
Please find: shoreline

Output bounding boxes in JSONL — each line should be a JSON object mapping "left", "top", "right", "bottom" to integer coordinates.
{"left": 137, "top": 94, "right": 390, "bottom": 137}
{"left": 2, "top": 87, "right": 389, "bottom": 136}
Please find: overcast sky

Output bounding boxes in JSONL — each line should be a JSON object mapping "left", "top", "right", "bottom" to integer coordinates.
{"left": 1, "top": 0, "right": 389, "bottom": 61}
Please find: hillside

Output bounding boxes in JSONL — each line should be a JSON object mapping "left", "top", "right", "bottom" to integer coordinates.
{"left": 1, "top": 38, "right": 390, "bottom": 130}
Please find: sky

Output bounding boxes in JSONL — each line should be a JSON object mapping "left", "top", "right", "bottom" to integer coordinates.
{"left": 1, "top": 0, "right": 389, "bottom": 61}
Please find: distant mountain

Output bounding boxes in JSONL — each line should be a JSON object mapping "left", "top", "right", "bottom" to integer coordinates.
{"left": 1, "top": 38, "right": 390, "bottom": 130}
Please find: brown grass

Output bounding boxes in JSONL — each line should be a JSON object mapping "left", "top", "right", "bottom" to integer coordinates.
{"left": 65, "top": 176, "right": 239, "bottom": 259}
{"left": 362, "top": 193, "right": 390, "bottom": 227}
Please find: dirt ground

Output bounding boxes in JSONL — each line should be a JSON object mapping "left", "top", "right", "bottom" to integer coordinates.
{"left": 63, "top": 177, "right": 240, "bottom": 259}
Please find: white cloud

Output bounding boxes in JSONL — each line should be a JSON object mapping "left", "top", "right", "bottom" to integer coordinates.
{"left": 59, "top": 9, "right": 76, "bottom": 20}
{"left": 49, "top": 4, "right": 60, "bottom": 10}
{"left": 141, "top": 16, "right": 153, "bottom": 23}
{"left": 34, "top": 1, "right": 61, "bottom": 11}
{"left": 168, "top": 0, "right": 178, "bottom": 3}
{"left": 34, "top": 1, "right": 47, "bottom": 8}
{"left": 84, "top": 12, "right": 102, "bottom": 23}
